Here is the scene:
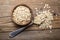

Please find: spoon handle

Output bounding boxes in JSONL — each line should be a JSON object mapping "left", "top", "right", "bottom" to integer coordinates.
{"left": 9, "top": 22, "right": 33, "bottom": 38}
{"left": 9, "top": 27, "right": 27, "bottom": 38}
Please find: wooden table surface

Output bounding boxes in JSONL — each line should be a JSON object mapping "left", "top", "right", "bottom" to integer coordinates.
{"left": 0, "top": 29, "right": 60, "bottom": 40}
{"left": 0, "top": 0, "right": 60, "bottom": 40}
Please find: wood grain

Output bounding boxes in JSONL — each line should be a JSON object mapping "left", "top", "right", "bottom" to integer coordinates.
{"left": 0, "top": 0, "right": 60, "bottom": 40}
{"left": 0, "top": 29, "right": 60, "bottom": 40}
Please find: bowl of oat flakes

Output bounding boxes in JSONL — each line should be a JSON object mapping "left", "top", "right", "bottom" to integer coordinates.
{"left": 12, "top": 4, "right": 33, "bottom": 26}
